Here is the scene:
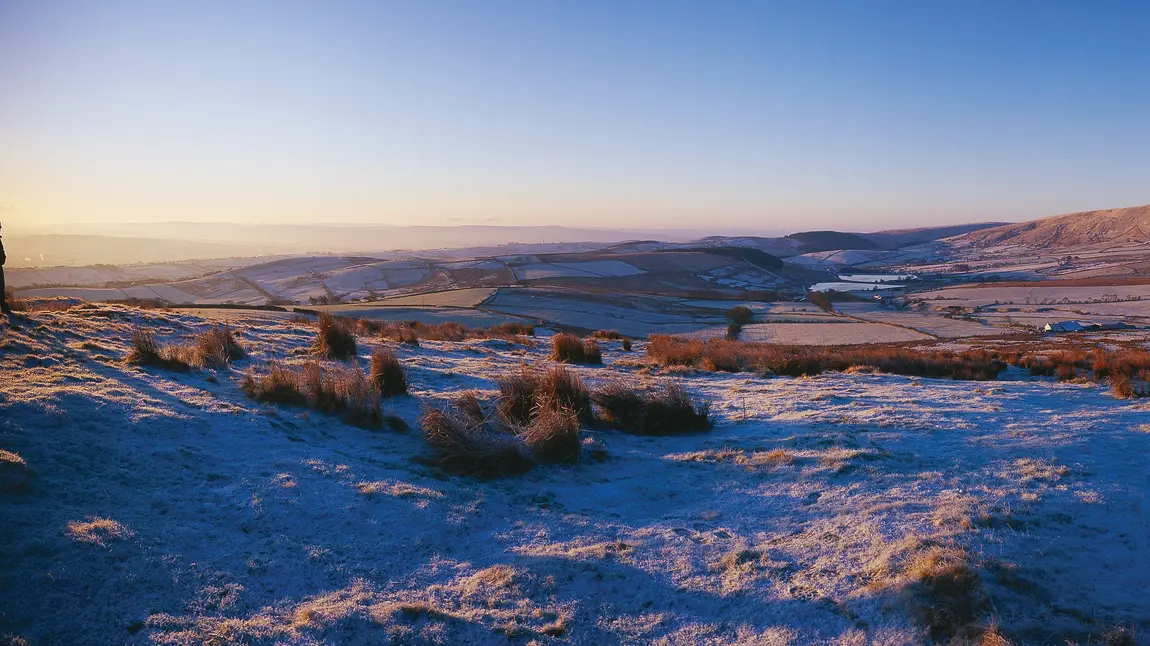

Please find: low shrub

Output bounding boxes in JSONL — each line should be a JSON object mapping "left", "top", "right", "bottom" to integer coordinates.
{"left": 622, "top": 338, "right": 633, "bottom": 352}
{"left": 550, "top": 333, "right": 602, "bottom": 365}
{"left": 370, "top": 349, "right": 408, "bottom": 397}
{"left": 646, "top": 335, "right": 1007, "bottom": 380}
{"left": 593, "top": 381, "right": 711, "bottom": 435}
{"left": 592, "top": 330, "right": 622, "bottom": 340}
{"left": 365, "top": 319, "right": 534, "bottom": 344}
{"left": 312, "top": 313, "right": 357, "bottom": 360}
{"left": 487, "top": 321, "right": 536, "bottom": 336}
{"left": 1055, "top": 363, "right": 1077, "bottom": 381}
{"left": 242, "top": 361, "right": 383, "bottom": 428}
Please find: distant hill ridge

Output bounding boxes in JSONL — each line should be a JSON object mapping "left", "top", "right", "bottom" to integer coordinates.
{"left": 953, "top": 204, "right": 1150, "bottom": 248}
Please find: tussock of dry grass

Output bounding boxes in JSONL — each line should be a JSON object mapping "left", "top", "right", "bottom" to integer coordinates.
{"left": 497, "top": 365, "right": 593, "bottom": 426}
{"left": 593, "top": 381, "right": 711, "bottom": 435}
{"left": 0, "top": 449, "right": 32, "bottom": 493}
{"left": 242, "top": 361, "right": 384, "bottom": 428}
{"left": 66, "top": 517, "right": 134, "bottom": 547}
{"left": 419, "top": 407, "right": 533, "bottom": 478}
{"left": 550, "top": 334, "right": 602, "bottom": 365}
{"left": 370, "top": 348, "right": 408, "bottom": 397}
{"left": 312, "top": 313, "right": 357, "bottom": 360}
{"left": 125, "top": 329, "right": 194, "bottom": 371}
{"left": 901, "top": 547, "right": 989, "bottom": 643}
{"left": 520, "top": 405, "right": 581, "bottom": 464}
{"left": 126, "top": 325, "right": 245, "bottom": 371}
{"left": 422, "top": 367, "right": 589, "bottom": 473}
{"left": 194, "top": 325, "right": 246, "bottom": 367}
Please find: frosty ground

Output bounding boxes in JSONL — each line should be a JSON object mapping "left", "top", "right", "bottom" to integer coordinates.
{"left": 0, "top": 304, "right": 1147, "bottom": 645}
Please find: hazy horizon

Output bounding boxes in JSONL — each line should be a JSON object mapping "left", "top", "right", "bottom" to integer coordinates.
{"left": 2, "top": 1, "right": 1149, "bottom": 232}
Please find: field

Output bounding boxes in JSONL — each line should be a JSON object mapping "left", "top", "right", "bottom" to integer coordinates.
{"left": 357, "top": 287, "right": 498, "bottom": 308}
{"left": 735, "top": 321, "right": 931, "bottom": 345}
{"left": 1, "top": 303, "right": 1147, "bottom": 645}
{"left": 835, "top": 303, "right": 1013, "bottom": 338}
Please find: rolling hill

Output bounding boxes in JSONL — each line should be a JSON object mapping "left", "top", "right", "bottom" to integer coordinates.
{"left": 953, "top": 204, "right": 1150, "bottom": 248}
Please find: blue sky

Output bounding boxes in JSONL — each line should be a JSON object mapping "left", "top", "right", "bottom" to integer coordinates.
{"left": 1, "top": 1, "right": 1148, "bottom": 232}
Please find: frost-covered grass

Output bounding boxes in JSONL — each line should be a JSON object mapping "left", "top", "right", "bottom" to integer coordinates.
{"left": 0, "top": 303, "right": 1148, "bottom": 644}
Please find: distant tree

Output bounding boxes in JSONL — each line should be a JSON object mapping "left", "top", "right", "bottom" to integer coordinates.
{"left": 725, "top": 306, "right": 754, "bottom": 326}
{"left": 808, "top": 291, "right": 833, "bottom": 312}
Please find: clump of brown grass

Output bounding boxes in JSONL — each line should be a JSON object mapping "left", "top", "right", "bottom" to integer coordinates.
{"left": 423, "top": 366, "right": 588, "bottom": 473}
{"left": 194, "top": 325, "right": 246, "bottom": 367}
{"left": 496, "top": 365, "right": 593, "bottom": 426}
{"left": 66, "top": 516, "right": 134, "bottom": 547}
{"left": 420, "top": 406, "right": 533, "bottom": 478}
{"left": 550, "top": 334, "right": 602, "bottom": 365}
{"left": 0, "top": 449, "right": 32, "bottom": 494}
{"left": 364, "top": 319, "right": 534, "bottom": 344}
{"left": 520, "top": 405, "right": 581, "bottom": 464}
{"left": 127, "top": 326, "right": 245, "bottom": 371}
{"left": 125, "top": 328, "right": 194, "bottom": 372}
{"left": 647, "top": 334, "right": 1006, "bottom": 380}
{"left": 903, "top": 547, "right": 989, "bottom": 643}
{"left": 242, "top": 361, "right": 384, "bottom": 428}
{"left": 593, "top": 381, "right": 711, "bottom": 435}
{"left": 312, "top": 313, "right": 357, "bottom": 360}
{"left": 621, "top": 338, "right": 633, "bottom": 352}
{"left": 592, "top": 330, "right": 622, "bottom": 340}
{"left": 370, "top": 348, "right": 408, "bottom": 397}
{"left": 487, "top": 322, "right": 535, "bottom": 336}
{"left": 1110, "top": 374, "right": 1150, "bottom": 399}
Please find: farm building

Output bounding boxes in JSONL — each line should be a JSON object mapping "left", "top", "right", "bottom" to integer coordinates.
{"left": 1044, "top": 321, "right": 1095, "bottom": 333}
{"left": 1043, "top": 320, "right": 1131, "bottom": 333}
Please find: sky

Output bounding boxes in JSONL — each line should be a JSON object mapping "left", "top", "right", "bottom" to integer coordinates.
{"left": 1, "top": 0, "right": 1149, "bottom": 234}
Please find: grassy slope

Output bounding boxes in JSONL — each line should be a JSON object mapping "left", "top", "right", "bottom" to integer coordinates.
{"left": 0, "top": 305, "right": 1147, "bottom": 644}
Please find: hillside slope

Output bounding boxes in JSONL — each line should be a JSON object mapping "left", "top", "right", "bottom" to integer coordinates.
{"left": 1, "top": 304, "right": 1147, "bottom": 644}
{"left": 954, "top": 204, "right": 1150, "bottom": 248}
